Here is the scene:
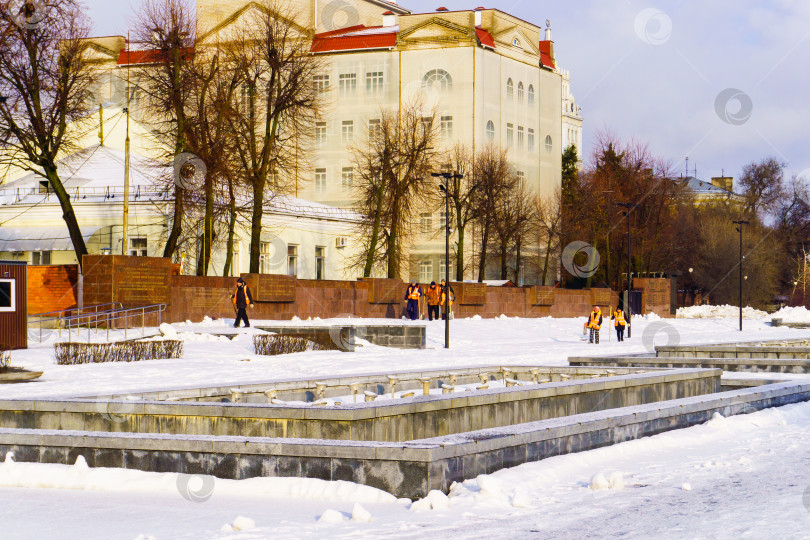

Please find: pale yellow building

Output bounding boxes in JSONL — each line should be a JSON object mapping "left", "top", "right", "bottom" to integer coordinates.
{"left": 61, "top": 0, "right": 582, "bottom": 283}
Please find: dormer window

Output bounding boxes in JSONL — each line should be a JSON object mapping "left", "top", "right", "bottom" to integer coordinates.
{"left": 512, "top": 37, "right": 521, "bottom": 48}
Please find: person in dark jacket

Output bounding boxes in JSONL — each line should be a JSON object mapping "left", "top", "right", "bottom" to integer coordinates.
{"left": 611, "top": 306, "right": 628, "bottom": 342}
{"left": 440, "top": 279, "right": 455, "bottom": 320}
{"left": 405, "top": 282, "right": 421, "bottom": 320}
{"left": 425, "top": 281, "right": 441, "bottom": 321}
{"left": 231, "top": 277, "right": 254, "bottom": 328}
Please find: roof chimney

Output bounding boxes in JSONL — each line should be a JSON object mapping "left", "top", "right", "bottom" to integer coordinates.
{"left": 474, "top": 7, "right": 484, "bottom": 27}
{"left": 382, "top": 11, "right": 396, "bottom": 27}
{"left": 436, "top": 7, "right": 448, "bottom": 12}
{"left": 711, "top": 176, "right": 734, "bottom": 192}
{"left": 544, "top": 19, "right": 552, "bottom": 41}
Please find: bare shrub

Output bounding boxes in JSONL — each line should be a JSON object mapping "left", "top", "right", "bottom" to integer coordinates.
{"left": 253, "top": 334, "right": 333, "bottom": 356}
{"left": 0, "top": 349, "right": 9, "bottom": 372}
{"left": 54, "top": 340, "right": 184, "bottom": 365}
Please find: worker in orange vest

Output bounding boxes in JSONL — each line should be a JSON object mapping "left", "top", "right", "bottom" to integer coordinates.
{"left": 440, "top": 279, "right": 454, "bottom": 320}
{"left": 612, "top": 306, "right": 627, "bottom": 342}
{"left": 405, "top": 281, "right": 421, "bottom": 320}
{"left": 425, "top": 281, "right": 441, "bottom": 321}
{"left": 585, "top": 305, "right": 603, "bottom": 344}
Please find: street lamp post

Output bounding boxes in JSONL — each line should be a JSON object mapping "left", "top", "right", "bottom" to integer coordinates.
{"left": 732, "top": 220, "right": 749, "bottom": 331}
{"left": 432, "top": 171, "right": 463, "bottom": 349}
{"left": 617, "top": 202, "right": 637, "bottom": 338}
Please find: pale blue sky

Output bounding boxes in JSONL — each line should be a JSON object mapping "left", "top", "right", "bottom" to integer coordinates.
{"left": 87, "top": 0, "right": 810, "bottom": 184}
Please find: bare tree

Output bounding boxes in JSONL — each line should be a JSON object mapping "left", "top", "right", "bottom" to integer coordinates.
{"left": 471, "top": 144, "right": 512, "bottom": 282}
{"left": 351, "top": 101, "right": 439, "bottom": 278}
{"left": 222, "top": 0, "right": 321, "bottom": 273}
{"left": 537, "top": 192, "right": 563, "bottom": 285}
{"left": 439, "top": 144, "right": 478, "bottom": 281}
{"left": 490, "top": 175, "right": 538, "bottom": 281}
{"left": 0, "top": 0, "right": 95, "bottom": 267}
{"left": 131, "top": 0, "right": 197, "bottom": 260}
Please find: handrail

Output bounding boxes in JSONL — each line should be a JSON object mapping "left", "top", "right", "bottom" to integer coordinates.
{"left": 29, "top": 304, "right": 168, "bottom": 343}
{"left": 31, "top": 304, "right": 129, "bottom": 327}
{"left": 29, "top": 302, "right": 123, "bottom": 320}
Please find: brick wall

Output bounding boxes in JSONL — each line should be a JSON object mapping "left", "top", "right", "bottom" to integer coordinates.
{"left": 25, "top": 257, "right": 673, "bottom": 323}
{"left": 634, "top": 278, "right": 672, "bottom": 317}
{"left": 27, "top": 265, "right": 78, "bottom": 315}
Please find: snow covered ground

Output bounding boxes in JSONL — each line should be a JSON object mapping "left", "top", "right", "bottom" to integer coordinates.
{"left": 7, "top": 314, "right": 810, "bottom": 399}
{"left": 3, "top": 314, "right": 810, "bottom": 538}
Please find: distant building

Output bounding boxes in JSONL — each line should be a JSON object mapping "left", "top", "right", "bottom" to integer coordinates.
{"left": 677, "top": 175, "right": 744, "bottom": 205}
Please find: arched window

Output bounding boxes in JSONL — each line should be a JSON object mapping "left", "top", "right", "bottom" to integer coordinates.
{"left": 506, "top": 78, "right": 514, "bottom": 100}
{"left": 517, "top": 82, "right": 524, "bottom": 103}
{"left": 486, "top": 121, "right": 495, "bottom": 141}
{"left": 528, "top": 85, "right": 535, "bottom": 105}
{"left": 512, "top": 37, "right": 521, "bottom": 48}
{"left": 545, "top": 135, "right": 553, "bottom": 153}
{"left": 422, "top": 69, "right": 453, "bottom": 92}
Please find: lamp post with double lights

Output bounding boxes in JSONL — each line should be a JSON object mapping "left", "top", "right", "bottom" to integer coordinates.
{"left": 616, "top": 202, "right": 637, "bottom": 338}
{"left": 431, "top": 171, "right": 463, "bottom": 349}
{"left": 732, "top": 220, "right": 749, "bottom": 331}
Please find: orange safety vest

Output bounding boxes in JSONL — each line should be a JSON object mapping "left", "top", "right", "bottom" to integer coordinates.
{"left": 407, "top": 286, "right": 420, "bottom": 300}
{"left": 588, "top": 310, "right": 601, "bottom": 329}
{"left": 613, "top": 310, "right": 626, "bottom": 326}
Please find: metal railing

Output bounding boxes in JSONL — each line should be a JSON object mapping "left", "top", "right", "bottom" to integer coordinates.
{"left": 28, "top": 304, "right": 167, "bottom": 343}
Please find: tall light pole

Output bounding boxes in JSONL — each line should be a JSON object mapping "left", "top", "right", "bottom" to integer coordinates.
{"left": 732, "top": 220, "right": 749, "bottom": 331}
{"left": 617, "top": 202, "right": 637, "bottom": 338}
{"left": 432, "top": 171, "right": 462, "bottom": 349}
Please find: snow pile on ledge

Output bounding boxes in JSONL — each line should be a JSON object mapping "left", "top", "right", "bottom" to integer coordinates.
{"left": 0, "top": 454, "right": 397, "bottom": 504}
{"left": 769, "top": 306, "right": 810, "bottom": 323}
{"left": 676, "top": 305, "right": 768, "bottom": 319}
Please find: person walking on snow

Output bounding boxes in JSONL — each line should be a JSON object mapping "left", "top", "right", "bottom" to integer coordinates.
{"left": 612, "top": 306, "right": 627, "bottom": 342}
{"left": 405, "top": 281, "right": 421, "bottom": 320}
{"left": 586, "top": 305, "right": 603, "bottom": 344}
{"left": 440, "top": 279, "right": 455, "bottom": 320}
{"left": 425, "top": 281, "right": 441, "bottom": 321}
{"left": 231, "top": 277, "right": 254, "bottom": 328}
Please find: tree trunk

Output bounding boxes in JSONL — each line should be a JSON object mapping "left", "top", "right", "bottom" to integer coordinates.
{"left": 163, "top": 184, "right": 184, "bottom": 259}
{"left": 198, "top": 175, "right": 215, "bottom": 276}
{"left": 222, "top": 184, "right": 237, "bottom": 277}
{"left": 500, "top": 239, "right": 508, "bottom": 280}
{"left": 477, "top": 221, "right": 490, "bottom": 283}
{"left": 387, "top": 208, "right": 400, "bottom": 279}
{"left": 541, "top": 233, "right": 553, "bottom": 285}
{"left": 456, "top": 225, "right": 465, "bottom": 281}
{"left": 363, "top": 186, "right": 384, "bottom": 277}
{"left": 514, "top": 237, "right": 522, "bottom": 284}
{"left": 249, "top": 178, "right": 266, "bottom": 273}
{"left": 44, "top": 165, "right": 87, "bottom": 268}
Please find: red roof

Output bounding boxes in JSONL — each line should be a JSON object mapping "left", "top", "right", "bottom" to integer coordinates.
{"left": 311, "top": 26, "right": 397, "bottom": 53}
{"left": 538, "top": 40, "right": 555, "bottom": 69}
{"left": 476, "top": 27, "right": 495, "bottom": 48}
{"left": 117, "top": 48, "right": 194, "bottom": 65}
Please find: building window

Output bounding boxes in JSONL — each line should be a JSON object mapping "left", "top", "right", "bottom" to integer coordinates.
{"left": 518, "top": 82, "right": 524, "bottom": 103}
{"left": 315, "top": 122, "right": 327, "bottom": 147}
{"left": 512, "top": 37, "right": 521, "bottom": 47}
{"left": 259, "top": 242, "right": 271, "bottom": 274}
{"left": 545, "top": 135, "right": 553, "bottom": 153}
{"left": 439, "top": 211, "right": 448, "bottom": 230}
{"left": 439, "top": 260, "right": 454, "bottom": 281}
{"left": 420, "top": 212, "right": 433, "bottom": 234}
{"left": 341, "top": 120, "right": 354, "bottom": 144}
{"left": 231, "top": 238, "right": 240, "bottom": 276}
{"left": 420, "top": 116, "right": 433, "bottom": 137}
{"left": 528, "top": 84, "right": 535, "bottom": 105}
{"left": 440, "top": 115, "right": 453, "bottom": 138}
{"left": 517, "top": 171, "right": 525, "bottom": 187}
{"left": 419, "top": 260, "right": 433, "bottom": 283}
{"left": 486, "top": 120, "right": 495, "bottom": 141}
{"left": 366, "top": 71, "right": 384, "bottom": 94}
{"left": 506, "top": 123, "right": 514, "bottom": 146}
{"left": 129, "top": 237, "right": 147, "bottom": 256}
{"left": 31, "top": 251, "right": 52, "bottom": 265}
{"left": 339, "top": 73, "right": 356, "bottom": 96}
{"left": 369, "top": 118, "right": 381, "bottom": 138}
{"left": 313, "top": 74, "right": 330, "bottom": 95}
{"left": 287, "top": 245, "right": 298, "bottom": 277}
{"left": 528, "top": 128, "right": 535, "bottom": 151}
{"left": 422, "top": 69, "right": 452, "bottom": 92}
{"left": 315, "top": 246, "right": 326, "bottom": 280}
{"left": 315, "top": 168, "right": 327, "bottom": 193}
{"left": 341, "top": 167, "right": 353, "bottom": 190}
{"left": 517, "top": 126, "right": 524, "bottom": 149}
{"left": 0, "top": 279, "right": 14, "bottom": 312}
{"left": 506, "top": 78, "right": 514, "bottom": 100}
